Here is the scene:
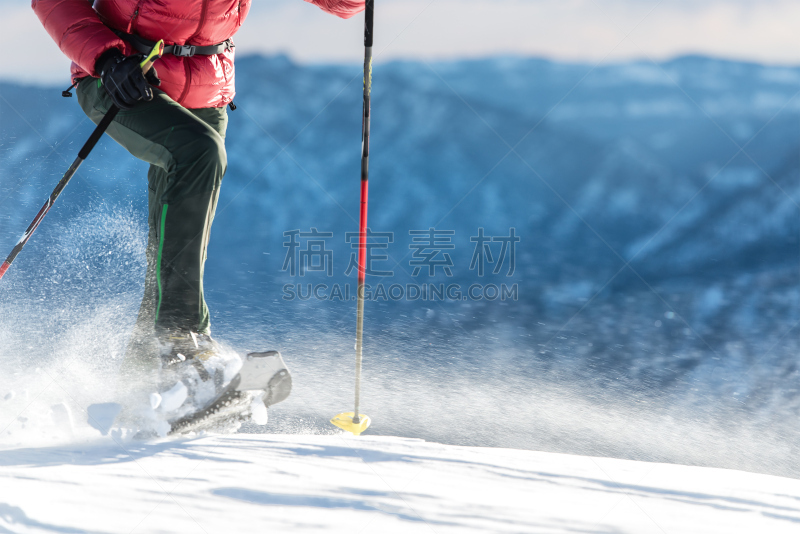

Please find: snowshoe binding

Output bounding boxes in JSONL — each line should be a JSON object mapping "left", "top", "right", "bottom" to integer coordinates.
{"left": 152, "top": 332, "right": 292, "bottom": 435}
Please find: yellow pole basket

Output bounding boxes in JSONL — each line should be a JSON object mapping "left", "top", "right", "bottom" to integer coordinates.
{"left": 331, "top": 412, "right": 371, "bottom": 436}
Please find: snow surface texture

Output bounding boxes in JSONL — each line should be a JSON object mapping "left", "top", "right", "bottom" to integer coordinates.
{"left": 1, "top": 434, "right": 800, "bottom": 533}
{"left": 2, "top": 56, "right": 800, "bottom": 479}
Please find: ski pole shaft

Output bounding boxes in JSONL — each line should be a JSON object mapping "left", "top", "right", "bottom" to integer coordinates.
{"left": 353, "top": 0, "right": 374, "bottom": 426}
{"left": 0, "top": 41, "right": 164, "bottom": 282}
{"left": 0, "top": 106, "right": 119, "bottom": 281}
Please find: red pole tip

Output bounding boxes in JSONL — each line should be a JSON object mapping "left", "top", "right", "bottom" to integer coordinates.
{"left": 0, "top": 261, "right": 10, "bottom": 281}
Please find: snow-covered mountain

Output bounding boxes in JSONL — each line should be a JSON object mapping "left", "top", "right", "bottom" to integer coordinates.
{"left": 3, "top": 56, "right": 798, "bottom": 310}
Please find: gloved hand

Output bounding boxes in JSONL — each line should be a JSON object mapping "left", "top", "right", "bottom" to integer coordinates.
{"left": 96, "top": 48, "right": 161, "bottom": 110}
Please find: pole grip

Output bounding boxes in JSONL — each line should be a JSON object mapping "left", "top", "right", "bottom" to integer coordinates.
{"left": 77, "top": 39, "right": 162, "bottom": 160}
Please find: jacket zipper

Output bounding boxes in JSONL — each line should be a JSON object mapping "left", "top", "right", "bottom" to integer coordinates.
{"left": 187, "top": 0, "right": 210, "bottom": 43}
{"left": 178, "top": 0, "right": 210, "bottom": 106}
{"left": 177, "top": 61, "right": 192, "bottom": 106}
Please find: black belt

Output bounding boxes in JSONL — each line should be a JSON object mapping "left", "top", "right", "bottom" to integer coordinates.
{"left": 114, "top": 29, "right": 234, "bottom": 58}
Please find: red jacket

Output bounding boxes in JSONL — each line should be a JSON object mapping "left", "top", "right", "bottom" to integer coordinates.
{"left": 32, "top": 0, "right": 364, "bottom": 109}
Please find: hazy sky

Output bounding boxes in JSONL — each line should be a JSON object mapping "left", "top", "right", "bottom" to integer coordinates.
{"left": 6, "top": 0, "right": 799, "bottom": 84}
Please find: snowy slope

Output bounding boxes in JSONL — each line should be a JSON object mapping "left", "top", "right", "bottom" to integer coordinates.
{"left": 1, "top": 433, "right": 799, "bottom": 533}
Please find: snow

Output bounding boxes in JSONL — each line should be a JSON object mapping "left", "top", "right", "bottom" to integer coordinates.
{"left": 1, "top": 433, "right": 799, "bottom": 533}
{"left": 249, "top": 397, "right": 269, "bottom": 425}
{"left": 86, "top": 403, "right": 121, "bottom": 436}
{"left": 47, "top": 403, "right": 73, "bottom": 439}
{"left": 159, "top": 382, "right": 188, "bottom": 413}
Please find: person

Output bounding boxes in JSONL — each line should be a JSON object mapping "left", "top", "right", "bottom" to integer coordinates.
{"left": 32, "top": 0, "right": 365, "bottom": 410}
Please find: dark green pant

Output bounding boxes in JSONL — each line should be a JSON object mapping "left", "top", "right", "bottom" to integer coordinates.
{"left": 77, "top": 79, "right": 227, "bottom": 366}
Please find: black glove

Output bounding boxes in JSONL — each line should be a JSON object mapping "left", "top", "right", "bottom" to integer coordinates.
{"left": 96, "top": 48, "right": 161, "bottom": 110}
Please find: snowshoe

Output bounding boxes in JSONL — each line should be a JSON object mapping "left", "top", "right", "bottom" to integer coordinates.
{"left": 156, "top": 331, "right": 243, "bottom": 421}
{"left": 166, "top": 350, "right": 292, "bottom": 435}
{"left": 155, "top": 333, "right": 291, "bottom": 435}
{"left": 111, "top": 333, "right": 292, "bottom": 438}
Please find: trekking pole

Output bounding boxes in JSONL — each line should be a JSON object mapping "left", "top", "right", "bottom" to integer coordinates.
{"left": 0, "top": 40, "right": 164, "bottom": 282}
{"left": 331, "top": 0, "right": 374, "bottom": 436}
